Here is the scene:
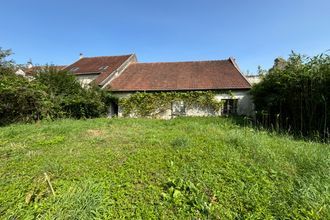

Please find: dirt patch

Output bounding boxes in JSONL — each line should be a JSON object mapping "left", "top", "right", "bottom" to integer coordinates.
{"left": 86, "top": 129, "right": 105, "bottom": 137}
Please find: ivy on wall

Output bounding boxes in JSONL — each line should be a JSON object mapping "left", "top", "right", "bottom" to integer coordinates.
{"left": 119, "top": 91, "right": 224, "bottom": 117}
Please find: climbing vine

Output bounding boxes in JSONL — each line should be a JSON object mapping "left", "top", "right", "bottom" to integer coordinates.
{"left": 119, "top": 91, "right": 224, "bottom": 117}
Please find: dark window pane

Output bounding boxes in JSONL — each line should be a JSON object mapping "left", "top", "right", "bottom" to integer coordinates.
{"left": 172, "top": 101, "right": 186, "bottom": 115}
{"left": 222, "top": 99, "right": 238, "bottom": 115}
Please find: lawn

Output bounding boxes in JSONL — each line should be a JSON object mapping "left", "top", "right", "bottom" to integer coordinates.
{"left": 0, "top": 117, "right": 329, "bottom": 219}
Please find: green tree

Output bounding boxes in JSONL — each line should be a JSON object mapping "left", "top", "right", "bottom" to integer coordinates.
{"left": 251, "top": 52, "right": 330, "bottom": 140}
{"left": 0, "top": 74, "right": 54, "bottom": 125}
{"left": 35, "top": 67, "right": 109, "bottom": 119}
{"left": 0, "top": 47, "right": 15, "bottom": 75}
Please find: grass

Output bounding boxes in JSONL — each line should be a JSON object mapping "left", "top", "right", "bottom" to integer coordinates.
{"left": 0, "top": 117, "right": 329, "bottom": 219}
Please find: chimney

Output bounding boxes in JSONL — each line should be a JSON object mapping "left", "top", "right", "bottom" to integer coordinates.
{"left": 79, "top": 53, "right": 84, "bottom": 59}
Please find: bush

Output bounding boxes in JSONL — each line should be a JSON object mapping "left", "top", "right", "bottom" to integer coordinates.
{"left": 0, "top": 74, "right": 54, "bottom": 125}
{"left": 251, "top": 53, "right": 330, "bottom": 140}
{"left": 35, "top": 66, "right": 83, "bottom": 96}
{"left": 0, "top": 64, "right": 114, "bottom": 125}
{"left": 59, "top": 92, "right": 106, "bottom": 119}
{"left": 35, "top": 67, "right": 110, "bottom": 119}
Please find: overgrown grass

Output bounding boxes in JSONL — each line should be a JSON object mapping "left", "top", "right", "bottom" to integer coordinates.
{"left": 0, "top": 117, "right": 329, "bottom": 219}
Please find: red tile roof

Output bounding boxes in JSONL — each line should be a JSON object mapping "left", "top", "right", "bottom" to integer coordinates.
{"left": 24, "top": 65, "right": 66, "bottom": 76}
{"left": 63, "top": 55, "right": 132, "bottom": 85}
{"left": 108, "top": 59, "right": 251, "bottom": 91}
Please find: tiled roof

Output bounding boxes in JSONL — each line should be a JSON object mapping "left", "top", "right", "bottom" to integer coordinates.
{"left": 108, "top": 59, "right": 251, "bottom": 91}
{"left": 24, "top": 65, "right": 66, "bottom": 76}
{"left": 63, "top": 55, "right": 133, "bottom": 85}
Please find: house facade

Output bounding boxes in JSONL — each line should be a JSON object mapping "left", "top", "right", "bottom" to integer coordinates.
{"left": 63, "top": 55, "right": 253, "bottom": 119}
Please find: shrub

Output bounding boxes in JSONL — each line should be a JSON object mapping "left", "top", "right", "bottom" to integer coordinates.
{"left": 251, "top": 52, "right": 330, "bottom": 140}
{"left": 35, "top": 67, "right": 110, "bottom": 119}
{"left": 0, "top": 64, "right": 114, "bottom": 125}
{"left": 0, "top": 74, "right": 54, "bottom": 125}
{"left": 59, "top": 92, "right": 106, "bottom": 119}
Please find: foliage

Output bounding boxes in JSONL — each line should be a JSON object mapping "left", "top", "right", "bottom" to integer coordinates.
{"left": 171, "top": 137, "right": 189, "bottom": 148}
{"left": 161, "top": 178, "right": 211, "bottom": 215}
{"left": 0, "top": 48, "right": 15, "bottom": 76}
{"left": 251, "top": 52, "right": 330, "bottom": 140}
{"left": 119, "top": 91, "right": 223, "bottom": 117}
{"left": 35, "top": 66, "right": 110, "bottom": 119}
{"left": 0, "top": 48, "right": 55, "bottom": 125}
{"left": 0, "top": 74, "right": 54, "bottom": 125}
{"left": 59, "top": 92, "right": 106, "bottom": 119}
{"left": 35, "top": 66, "right": 83, "bottom": 96}
{"left": 0, "top": 117, "right": 328, "bottom": 219}
{"left": 0, "top": 48, "right": 14, "bottom": 68}
{"left": 0, "top": 60, "right": 113, "bottom": 125}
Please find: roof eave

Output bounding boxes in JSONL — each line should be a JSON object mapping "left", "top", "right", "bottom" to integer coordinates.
{"left": 109, "top": 87, "right": 251, "bottom": 92}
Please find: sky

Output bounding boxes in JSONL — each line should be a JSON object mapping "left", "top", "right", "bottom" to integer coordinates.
{"left": 1, "top": 0, "right": 330, "bottom": 74}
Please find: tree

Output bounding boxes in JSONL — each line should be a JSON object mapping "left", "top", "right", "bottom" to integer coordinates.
{"left": 251, "top": 52, "right": 330, "bottom": 140}
{"left": 0, "top": 47, "right": 15, "bottom": 75}
{"left": 35, "top": 67, "right": 109, "bottom": 119}
{"left": 0, "top": 73, "right": 54, "bottom": 125}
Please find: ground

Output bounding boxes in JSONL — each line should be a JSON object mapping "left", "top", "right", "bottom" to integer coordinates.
{"left": 0, "top": 117, "right": 329, "bottom": 219}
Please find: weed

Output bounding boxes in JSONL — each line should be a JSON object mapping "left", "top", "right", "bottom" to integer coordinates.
{"left": 171, "top": 137, "right": 189, "bottom": 148}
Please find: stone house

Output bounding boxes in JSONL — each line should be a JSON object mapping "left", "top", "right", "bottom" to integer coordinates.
{"left": 63, "top": 54, "right": 253, "bottom": 119}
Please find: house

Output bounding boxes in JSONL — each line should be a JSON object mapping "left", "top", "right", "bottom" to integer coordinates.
{"left": 63, "top": 54, "right": 253, "bottom": 119}
{"left": 246, "top": 75, "right": 261, "bottom": 85}
{"left": 15, "top": 61, "right": 66, "bottom": 79}
{"left": 63, "top": 54, "right": 136, "bottom": 87}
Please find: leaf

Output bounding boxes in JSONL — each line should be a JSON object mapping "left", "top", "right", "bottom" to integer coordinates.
{"left": 172, "top": 189, "right": 182, "bottom": 199}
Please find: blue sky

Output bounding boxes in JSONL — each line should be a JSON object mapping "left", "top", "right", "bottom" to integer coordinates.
{"left": 1, "top": 0, "right": 329, "bottom": 73}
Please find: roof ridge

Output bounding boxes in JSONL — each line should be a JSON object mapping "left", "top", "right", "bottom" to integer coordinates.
{"left": 130, "top": 59, "right": 230, "bottom": 65}
{"left": 81, "top": 54, "right": 133, "bottom": 59}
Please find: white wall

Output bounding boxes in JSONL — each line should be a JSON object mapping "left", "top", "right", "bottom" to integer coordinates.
{"left": 214, "top": 91, "right": 254, "bottom": 116}
{"left": 76, "top": 74, "right": 99, "bottom": 86}
{"left": 15, "top": 69, "right": 26, "bottom": 76}
{"left": 113, "top": 90, "right": 254, "bottom": 119}
{"left": 246, "top": 75, "right": 261, "bottom": 85}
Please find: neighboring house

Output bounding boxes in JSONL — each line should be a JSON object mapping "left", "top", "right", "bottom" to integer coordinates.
{"left": 63, "top": 54, "right": 137, "bottom": 87}
{"left": 63, "top": 55, "right": 253, "bottom": 118}
{"left": 15, "top": 68, "right": 27, "bottom": 77}
{"left": 246, "top": 75, "right": 261, "bottom": 85}
{"left": 15, "top": 63, "right": 66, "bottom": 79}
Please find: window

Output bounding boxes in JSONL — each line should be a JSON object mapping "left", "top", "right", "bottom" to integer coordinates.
{"left": 222, "top": 99, "right": 238, "bottom": 115}
{"left": 172, "top": 101, "right": 186, "bottom": 116}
